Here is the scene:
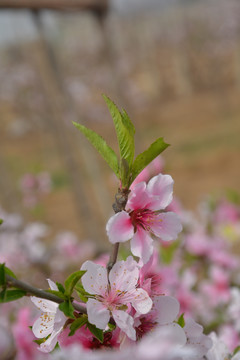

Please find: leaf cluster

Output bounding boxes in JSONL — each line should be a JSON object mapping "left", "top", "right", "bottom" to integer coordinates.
{"left": 0, "top": 263, "right": 26, "bottom": 303}
{"left": 73, "top": 95, "right": 169, "bottom": 188}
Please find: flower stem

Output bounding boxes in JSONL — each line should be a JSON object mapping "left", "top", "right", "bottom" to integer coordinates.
{"left": 107, "top": 187, "right": 130, "bottom": 272}
{"left": 5, "top": 274, "right": 86, "bottom": 314}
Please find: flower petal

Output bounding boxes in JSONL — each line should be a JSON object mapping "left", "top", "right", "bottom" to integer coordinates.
{"left": 38, "top": 322, "right": 64, "bottom": 353}
{"left": 47, "top": 279, "right": 58, "bottom": 291}
{"left": 109, "top": 258, "right": 139, "bottom": 292}
{"left": 147, "top": 174, "right": 174, "bottom": 210}
{"left": 112, "top": 310, "right": 136, "bottom": 341}
{"left": 153, "top": 296, "right": 180, "bottom": 325}
{"left": 106, "top": 211, "right": 134, "bottom": 244}
{"left": 86, "top": 298, "right": 110, "bottom": 330}
{"left": 131, "top": 288, "right": 152, "bottom": 314}
{"left": 32, "top": 313, "right": 55, "bottom": 338}
{"left": 151, "top": 212, "right": 182, "bottom": 241}
{"left": 130, "top": 228, "right": 154, "bottom": 264}
{"left": 31, "top": 296, "right": 57, "bottom": 314}
{"left": 127, "top": 182, "right": 151, "bottom": 210}
{"left": 81, "top": 261, "right": 108, "bottom": 296}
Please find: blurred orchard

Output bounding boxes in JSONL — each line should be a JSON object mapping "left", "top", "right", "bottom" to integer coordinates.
{"left": 0, "top": 0, "right": 240, "bottom": 359}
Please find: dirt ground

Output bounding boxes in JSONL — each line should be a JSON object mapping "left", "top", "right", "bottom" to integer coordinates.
{"left": 1, "top": 85, "right": 240, "bottom": 246}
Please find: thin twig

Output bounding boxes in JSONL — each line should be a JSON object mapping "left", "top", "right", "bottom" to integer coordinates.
{"left": 5, "top": 274, "right": 86, "bottom": 314}
{"left": 107, "top": 188, "right": 130, "bottom": 272}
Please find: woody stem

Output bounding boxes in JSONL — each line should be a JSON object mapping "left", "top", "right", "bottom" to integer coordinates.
{"left": 107, "top": 187, "right": 130, "bottom": 273}
{"left": 5, "top": 274, "right": 86, "bottom": 314}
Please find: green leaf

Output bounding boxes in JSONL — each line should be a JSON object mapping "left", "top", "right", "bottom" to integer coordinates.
{"left": 45, "top": 290, "right": 67, "bottom": 300}
{"left": 56, "top": 282, "right": 65, "bottom": 294}
{"left": 177, "top": 313, "right": 185, "bottom": 328}
{"left": 233, "top": 345, "right": 240, "bottom": 355}
{"left": 75, "top": 283, "right": 89, "bottom": 303}
{"left": 121, "top": 109, "right": 135, "bottom": 137}
{"left": 59, "top": 300, "right": 75, "bottom": 319}
{"left": 160, "top": 241, "right": 179, "bottom": 264}
{"left": 0, "top": 264, "right": 5, "bottom": 287}
{"left": 69, "top": 316, "right": 88, "bottom": 336}
{"left": 103, "top": 95, "right": 135, "bottom": 168}
{"left": 131, "top": 137, "right": 169, "bottom": 182}
{"left": 64, "top": 270, "right": 86, "bottom": 297}
{"left": 0, "top": 289, "right": 26, "bottom": 303}
{"left": 0, "top": 288, "right": 6, "bottom": 301}
{"left": 73, "top": 122, "right": 119, "bottom": 177}
{"left": 87, "top": 323, "right": 104, "bottom": 343}
{"left": 5, "top": 266, "right": 17, "bottom": 279}
{"left": 0, "top": 219, "right": 3, "bottom": 225}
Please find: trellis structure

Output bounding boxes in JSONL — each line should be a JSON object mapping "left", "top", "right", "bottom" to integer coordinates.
{"left": 0, "top": 0, "right": 115, "bottom": 244}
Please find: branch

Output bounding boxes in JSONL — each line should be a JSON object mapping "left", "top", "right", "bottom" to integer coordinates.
{"left": 107, "top": 188, "right": 130, "bottom": 272}
{"left": 5, "top": 274, "right": 86, "bottom": 314}
{"left": 0, "top": 0, "right": 109, "bottom": 13}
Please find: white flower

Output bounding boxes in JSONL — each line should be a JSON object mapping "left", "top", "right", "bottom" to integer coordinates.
{"left": 81, "top": 256, "right": 152, "bottom": 341}
{"left": 184, "top": 318, "right": 213, "bottom": 359}
{"left": 31, "top": 279, "right": 66, "bottom": 353}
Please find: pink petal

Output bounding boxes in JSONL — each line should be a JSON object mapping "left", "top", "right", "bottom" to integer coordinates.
{"left": 147, "top": 174, "right": 174, "bottom": 210}
{"left": 127, "top": 182, "right": 151, "bottom": 210}
{"left": 153, "top": 296, "right": 180, "bottom": 325}
{"left": 86, "top": 299, "right": 110, "bottom": 330}
{"left": 151, "top": 212, "right": 182, "bottom": 241}
{"left": 112, "top": 310, "right": 136, "bottom": 341}
{"left": 131, "top": 288, "right": 153, "bottom": 314}
{"left": 106, "top": 211, "right": 134, "bottom": 244}
{"left": 130, "top": 228, "right": 154, "bottom": 264}
{"left": 109, "top": 258, "right": 139, "bottom": 292}
{"left": 81, "top": 261, "right": 108, "bottom": 296}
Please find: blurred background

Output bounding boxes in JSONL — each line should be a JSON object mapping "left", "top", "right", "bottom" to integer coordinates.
{"left": 1, "top": 0, "right": 240, "bottom": 249}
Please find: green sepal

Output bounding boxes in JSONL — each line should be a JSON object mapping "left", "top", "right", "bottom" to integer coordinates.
{"left": 131, "top": 137, "right": 169, "bottom": 183}
{"left": 177, "top": 313, "right": 185, "bottom": 328}
{"left": 108, "top": 323, "right": 116, "bottom": 331}
{"left": 0, "top": 289, "right": 26, "bottom": 303}
{"left": 64, "top": 270, "right": 86, "bottom": 297}
{"left": 69, "top": 315, "right": 88, "bottom": 336}
{"left": 103, "top": 95, "right": 135, "bottom": 168}
{"left": 34, "top": 337, "right": 49, "bottom": 345}
{"left": 56, "top": 282, "right": 65, "bottom": 294}
{"left": 0, "top": 219, "right": 3, "bottom": 225}
{"left": 87, "top": 322, "right": 104, "bottom": 343}
{"left": 73, "top": 122, "right": 119, "bottom": 178}
{"left": 59, "top": 300, "right": 75, "bottom": 319}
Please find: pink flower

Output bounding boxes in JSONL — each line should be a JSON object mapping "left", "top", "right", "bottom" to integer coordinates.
{"left": 59, "top": 326, "right": 120, "bottom": 350}
{"left": 81, "top": 257, "right": 152, "bottom": 341}
{"left": 184, "top": 318, "right": 212, "bottom": 359}
{"left": 134, "top": 295, "right": 185, "bottom": 343}
{"left": 12, "top": 308, "right": 43, "bottom": 360}
{"left": 106, "top": 174, "right": 182, "bottom": 264}
{"left": 200, "top": 267, "right": 231, "bottom": 306}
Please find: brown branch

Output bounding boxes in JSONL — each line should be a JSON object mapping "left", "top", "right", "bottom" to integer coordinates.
{"left": 107, "top": 188, "right": 130, "bottom": 272}
{"left": 5, "top": 274, "right": 86, "bottom": 314}
{"left": 0, "top": 0, "right": 109, "bottom": 13}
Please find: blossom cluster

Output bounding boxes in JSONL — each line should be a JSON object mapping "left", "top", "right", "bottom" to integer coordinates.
{"left": 1, "top": 158, "right": 240, "bottom": 360}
